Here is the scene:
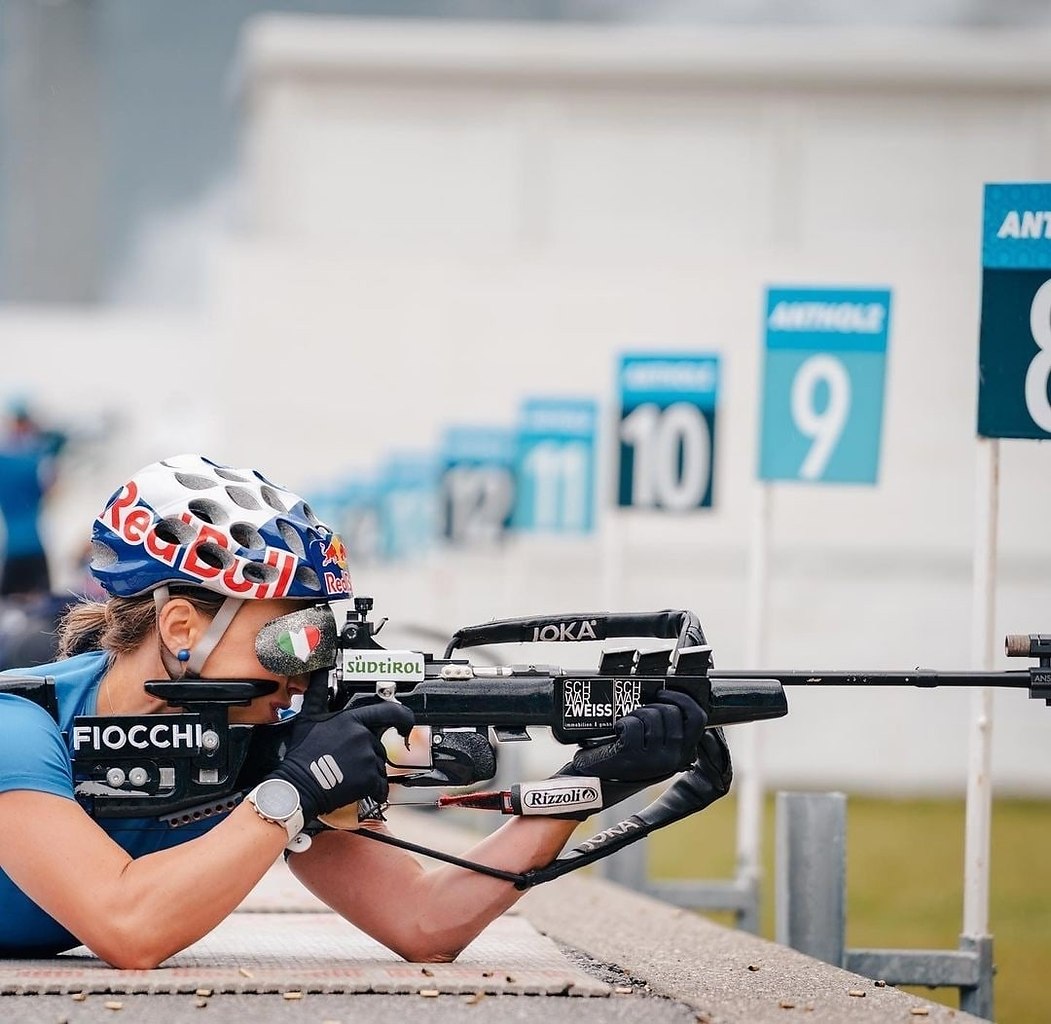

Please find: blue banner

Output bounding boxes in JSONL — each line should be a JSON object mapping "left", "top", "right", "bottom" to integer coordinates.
{"left": 981, "top": 183, "right": 1051, "bottom": 270}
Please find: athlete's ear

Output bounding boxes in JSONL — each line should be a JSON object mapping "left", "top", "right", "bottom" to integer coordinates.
{"left": 156, "top": 598, "right": 205, "bottom": 655}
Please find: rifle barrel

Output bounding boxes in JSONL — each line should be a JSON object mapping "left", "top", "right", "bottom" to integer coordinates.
{"left": 711, "top": 670, "right": 1033, "bottom": 689}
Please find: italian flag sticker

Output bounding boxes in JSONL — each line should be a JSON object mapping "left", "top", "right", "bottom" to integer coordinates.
{"left": 278, "top": 625, "right": 321, "bottom": 663}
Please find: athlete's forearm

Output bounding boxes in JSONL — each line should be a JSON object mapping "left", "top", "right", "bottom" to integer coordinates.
{"left": 98, "top": 805, "right": 287, "bottom": 967}
{"left": 0, "top": 791, "right": 289, "bottom": 969}
{"left": 404, "top": 816, "right": 581, "bottom": 959}
{"left": 293, "top": 816, "right": 579, "bottom": 963}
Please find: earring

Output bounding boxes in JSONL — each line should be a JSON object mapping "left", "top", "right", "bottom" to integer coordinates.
{"left": 177, "top": 649, "right": 191, "bottom": 663}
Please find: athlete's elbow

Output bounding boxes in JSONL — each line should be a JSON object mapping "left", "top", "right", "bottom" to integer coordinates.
{"left": 105, "top": 947, "right": 167, "bottom": 971}
{"left": 395, "top": 940, "right": 462, "bottom": 964}
{"left": 418, "top": 948, "right": 460, "bottom": 964}
{"left": 386, "top": 928, "right": 464, "bottom": 964}
{"left": 90, "top": 919, "right": 175, "bottom": 970}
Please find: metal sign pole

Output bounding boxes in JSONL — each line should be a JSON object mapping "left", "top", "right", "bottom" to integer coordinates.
{"left": 737, "top": 481, "right": 772, "bottom": 923}
{"left": 963, "top": 437, "right": 998, "bottom": 940}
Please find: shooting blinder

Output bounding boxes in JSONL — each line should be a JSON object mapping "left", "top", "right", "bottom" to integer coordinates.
{"left": 254, "top": 604, "right": 338, "bottom": 676}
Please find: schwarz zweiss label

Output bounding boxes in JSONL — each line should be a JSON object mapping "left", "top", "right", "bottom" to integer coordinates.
{"left": 560, "top": 678, "right": 643, "bottom": 732}
{"left": 71, "top": 716, "right": 203, "bottom": 756}
{"left": 340, "top": 650, "right": 425, "bottom": 682}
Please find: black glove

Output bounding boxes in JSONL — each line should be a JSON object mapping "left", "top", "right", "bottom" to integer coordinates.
{"left": 543, "top": 689, "right": 731, "bottom": 821}
{"left": 559, "top": 689, "right": 708, "bottom": 783}
{"left": 267, "top": 700, "right": 415, "bottom": 821}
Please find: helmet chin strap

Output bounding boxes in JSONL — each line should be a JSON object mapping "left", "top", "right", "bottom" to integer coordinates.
{"left": 153, "top": 586, "right": 245, "bottom": 679}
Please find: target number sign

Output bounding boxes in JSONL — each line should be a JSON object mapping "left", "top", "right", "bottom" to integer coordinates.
{"left": 617, "top": 353, "right": 719, "bottom": 510}
{"left": 759, "top": 287, "right": 891, "bottom": 484}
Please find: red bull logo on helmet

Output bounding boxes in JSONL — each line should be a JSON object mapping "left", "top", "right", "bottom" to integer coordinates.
{"left": 322, "top": 536, "right": 348, "bottom": 568}
{"left": 320, "top": 533, "right": 352, "bottom": 597}
{"left": 101, "top": 480, "right": 298, "bottom": 599}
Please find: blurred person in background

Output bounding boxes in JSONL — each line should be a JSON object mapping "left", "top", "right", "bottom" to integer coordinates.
{"left": 0, "top": 398, "right": 67, "bottom": 597}
{"left": 0, "top": 399, "right": 73, "bottom": 670}
{"left": 0, "top": 454, "right": 731, "bottom": 966}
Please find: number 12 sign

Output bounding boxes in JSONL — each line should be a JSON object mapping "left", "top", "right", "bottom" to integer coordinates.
{"left": 759, "top": 286, "right": 892, "bottom": 484}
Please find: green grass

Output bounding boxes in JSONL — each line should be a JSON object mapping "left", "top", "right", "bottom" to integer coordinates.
{"left": 647, "top": 795, "right": 1051, "bottom": 1024}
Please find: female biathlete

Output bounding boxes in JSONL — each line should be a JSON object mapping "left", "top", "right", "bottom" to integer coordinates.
{"left": 0, "top": 454, "right": 730, "bottom": 968}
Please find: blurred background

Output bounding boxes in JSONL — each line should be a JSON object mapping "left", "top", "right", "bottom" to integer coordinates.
{"left": 2, "top": 2, "right": 1051, "bottom": 1018}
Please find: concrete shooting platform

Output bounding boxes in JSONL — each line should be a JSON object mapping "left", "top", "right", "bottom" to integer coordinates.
{"left": 0, "top": 808, "right": 987, "bottom": 1023}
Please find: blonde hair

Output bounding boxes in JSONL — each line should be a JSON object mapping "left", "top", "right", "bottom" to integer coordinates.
{"left": 57, "top": 589, "right": 226, "bottom": 658}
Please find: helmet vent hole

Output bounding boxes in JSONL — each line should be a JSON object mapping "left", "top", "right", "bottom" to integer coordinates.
{"left": 295, "top": 566, "right": 321, "bottom": 592}
{"left": 230, "top": 522, "right": 265, "bottom": 550}
{"left": 174, "top": 472, "right": 215, "bottom": 491}
{"left": 215, "top": 468, "right": 250, "bottom": 483}
{"left": 260, "top": 485, "right": 288, "bottom": 514}
{"left": 194, "top": 543, "right": 233, "bottom": 571}
{"left": 90, "top": 540, "right": 117, "bottom": 568}
{"left": 243, "top": 562, "right": 276, "bottom": 584}
{"left": 157, "top": 517, "right": 197, "bottom": 545}
{"left": 276, "top": 520, "right": 306, "bottom": 558}
{"left": 225, "top": 485, "right": 262, "bottom": 511}
{"left": 188, "top": 499, "right": 228, "bottom": 526}
{"left": 302, "top": 503, "right": 322, "bottom": 528}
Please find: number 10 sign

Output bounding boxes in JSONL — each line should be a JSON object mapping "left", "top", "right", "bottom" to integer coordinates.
{"left": 618, "top": 353, "right": 718, "bottom": 510}
{"left": 759, "top": 286, "right": 892, "bottom": 484}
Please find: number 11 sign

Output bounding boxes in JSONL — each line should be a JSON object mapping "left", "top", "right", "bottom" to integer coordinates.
{"left": 759, "top": 286, "right": 892, "bottom": 484}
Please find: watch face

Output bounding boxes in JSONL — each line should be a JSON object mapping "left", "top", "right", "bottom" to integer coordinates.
{"left": 256, "top": 779, "right": 300, "bottom": 820}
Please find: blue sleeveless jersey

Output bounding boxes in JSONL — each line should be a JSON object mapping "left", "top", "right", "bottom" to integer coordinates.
{"left": 0, "top": 451, "right": 46, "bottom": 556}
{"left": 0, "top": 652, "right": 225, "bottom": 954}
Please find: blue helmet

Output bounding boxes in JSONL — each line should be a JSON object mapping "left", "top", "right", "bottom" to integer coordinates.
{"left": 90, "top": 454, "right": 352, "bottom": 603}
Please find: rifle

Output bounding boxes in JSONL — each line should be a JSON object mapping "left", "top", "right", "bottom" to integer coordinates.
{"left": 57, "top": 598, "right": 1051, "bottom": 889}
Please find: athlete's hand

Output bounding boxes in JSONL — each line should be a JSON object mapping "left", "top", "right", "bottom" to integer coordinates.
{"left": 558, "top": 689, "right": 708, "bottom": 783}
{"left": 266, "top": 701, "right": 415, "bottom": 820}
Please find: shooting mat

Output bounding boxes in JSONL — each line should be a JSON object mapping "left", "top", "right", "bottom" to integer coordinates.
{"left": 0, "top": 913, "right": 609, "bottom": 997}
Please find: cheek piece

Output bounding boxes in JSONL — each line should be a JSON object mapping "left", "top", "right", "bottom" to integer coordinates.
{"left": 254, "top": 605, "right": 339, "bottom": 677}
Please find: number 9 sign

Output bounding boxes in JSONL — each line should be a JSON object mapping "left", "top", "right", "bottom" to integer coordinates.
{"left": 759, "top": 287, "right": 892, "bottom": 484}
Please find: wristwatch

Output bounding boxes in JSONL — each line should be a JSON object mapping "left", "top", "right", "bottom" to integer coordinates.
{"left": 245, "top": 779, "right": 305, "bottom": 846}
